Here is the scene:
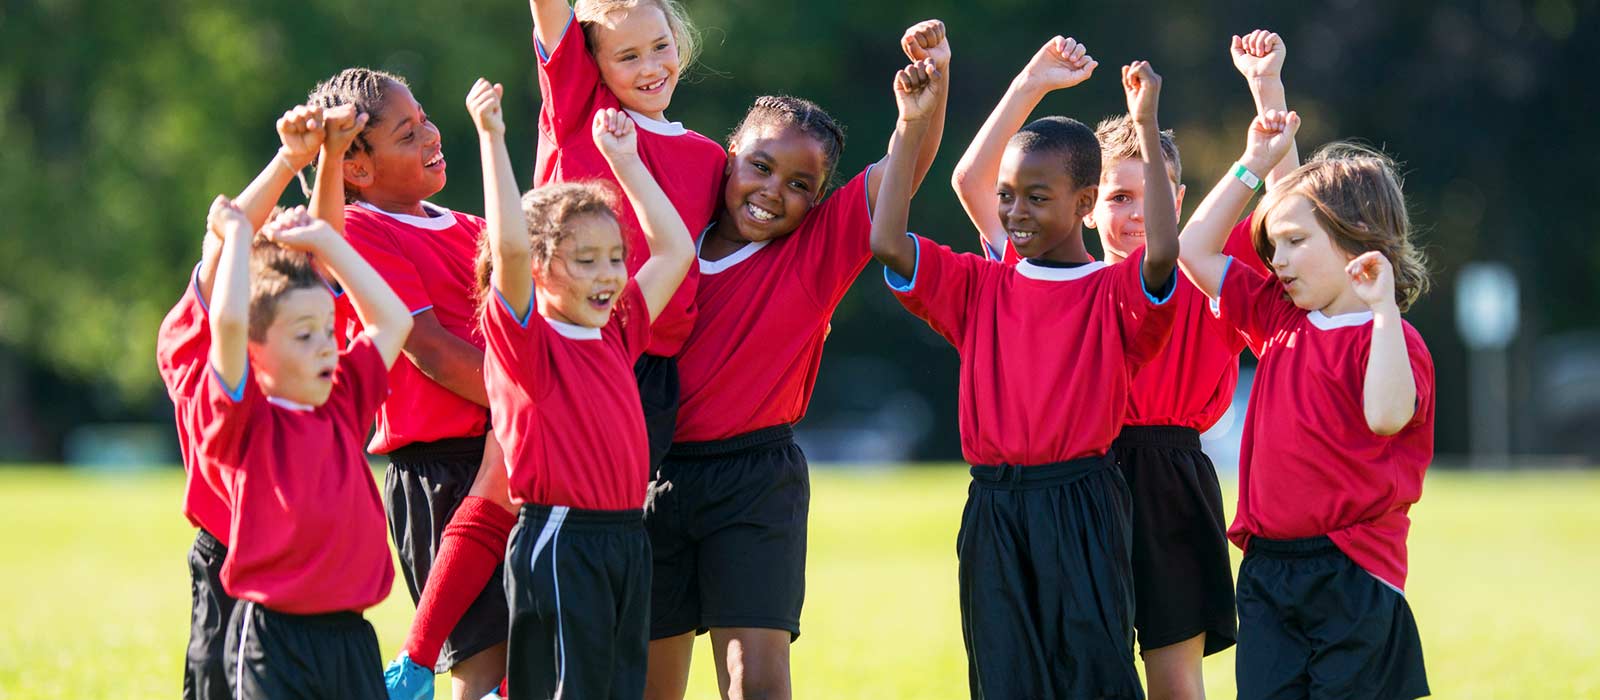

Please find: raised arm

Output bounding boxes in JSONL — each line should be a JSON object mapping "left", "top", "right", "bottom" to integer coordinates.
{"left": 950, "top": 36, "right": 1096, "bottom": 256}
{"left": 593, "top": 108, "right": 693, "bottom": 321}
{"left": 1123, "top": 61, "right": 1178, "bottom": 290}
{"left": 1348, "top": 252, "right": 1417, "bottom": 434}
{"left": 205, "top": 196, "right": 255, "bottom": 392}
{"left": 263, "top": 208, "right": 413, "bottom": 367}
{"left": 309, "top": 104, "right": 369, "bottom": 237}
{"left": 468, "top": 78, "right": 534, "bottom": 321}
{"left": 870, "top": 60, "right": 942, "bottom": 280}
{"left": 1177, "top": 109, "right": 1300, "bottom": 298}
{"left": 1231, "top": 30, "right": 1299, "bottom": 187}
{"left": 530, "top": 0, "right": 571, "bottom": 54}
{"left": 866, "top": 19, "right": 951, "bottom": 209}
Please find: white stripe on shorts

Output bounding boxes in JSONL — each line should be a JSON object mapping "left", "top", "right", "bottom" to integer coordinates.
{"left": 528, "top": 506, "right": 570, "bottom": 696}
{"left": 234, "top": 601, "right": 255, "bottom": 698}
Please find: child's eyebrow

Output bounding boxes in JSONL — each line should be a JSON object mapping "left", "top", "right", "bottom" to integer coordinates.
{"left": 390, "top": 116, "right": 415, "bottom": 135}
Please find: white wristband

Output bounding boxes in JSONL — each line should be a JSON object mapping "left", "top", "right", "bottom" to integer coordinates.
{"left": 1231, "top": 162, "right": 1263, "bottom": 191}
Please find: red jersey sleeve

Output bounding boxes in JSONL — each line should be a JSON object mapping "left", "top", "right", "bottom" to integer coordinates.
{"left": 1222, "top": 213, "right": 1268, "bottom": 274}
{"left": 481, "top": 289, "right": 556, "bottom": 401}
{"left": 887, "top": 234, "right": 986, "bottom": 349}
{"left": 1218, "top": 253, "right": 1301, "bottom": 355}
{"left": 605, "top": 280, "right": 652, "bottom": 361}
{"left": 794, "top": 167, "right": 874, "bottom": 307}
{"left": 195, "top": 362, "right": 263, "bottom": 468}
{"left": 344, "top": 212, "right": 433, "bottom": 315}
{"left": 324, "top": 334, "right": 390, "bottom": 432}
{"left": 1111, "top": 247, "right": 1178, "bottom": 367}
{"left": 536, "top": 11, "right": 605, "bottom": 146}
{"left": 157, "top": 265, "right": 212, "bottom": 402}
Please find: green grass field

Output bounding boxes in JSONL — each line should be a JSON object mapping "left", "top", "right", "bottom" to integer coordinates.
{"left": 1, "top": 466, "right": 1597, "bottom": 699}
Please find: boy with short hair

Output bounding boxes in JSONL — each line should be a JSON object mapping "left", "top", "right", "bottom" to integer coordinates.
{"left": 871, "top": 49, "right": 1180, "bottom": 698}
{"left": 198, "top": 201, "right": 412, "bottom": 699}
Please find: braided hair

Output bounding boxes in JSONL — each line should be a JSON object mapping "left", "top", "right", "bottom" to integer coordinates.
{"left": 306, "top": 68, "right": 409, "bottom": 203}
{"left": 727, "top": 95, "right": 847, "bottom": 193}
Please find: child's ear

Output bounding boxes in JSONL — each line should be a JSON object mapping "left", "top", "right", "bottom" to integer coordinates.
{"left": 343, "top": 152, "right": 374, "bottom": 190}
{"left": 1074, "top": 185, "right": 1098, "bottom": 220}
{"left": 1174, "top": 183, "right": 1187, "bottom": 215}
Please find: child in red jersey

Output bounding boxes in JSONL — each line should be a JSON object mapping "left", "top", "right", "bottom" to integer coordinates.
{"left": 873, "top": 56, "right": 1181, "bottom": 699}
{"left": 643, "top": 21, "right": 950, "bottom": 700}
{"left": 468, "top": 74, "right": 693, "bottom": 697}
{"left": 949, "top": 31, "right": 1298, "bottom": 699}
{"left": 1178, "top": 112, "right": 1433, "bottom": 699}
{"left": 156, "top": 104, "right": 336, "bottom": 700}
{"left": 300, "top": 68, "right": 518, "bottom": 700}
{"left": 198, "top": 202, "right": 412, "bottom": 699}
{"left": 530, "top": 0, "right": 726, "bottom": 468}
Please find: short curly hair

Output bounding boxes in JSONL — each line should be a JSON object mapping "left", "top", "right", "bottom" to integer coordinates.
{"left": 1007, "top": 116, "right": 1102, "bottom": 192}
{"left": 474, "top": 181, "right": 622, "bottom": 310}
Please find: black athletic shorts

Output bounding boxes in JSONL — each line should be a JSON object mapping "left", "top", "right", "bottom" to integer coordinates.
{"left": 505, "top": 503, "right": 650, "bottom": 700}
{"left": 1112, "top": 425, "right": 1237, "bottom": 655}
{"left": 384, "top": 434, "right": 508, "bottom": 670}
{"left": 647, "top": 424, "right": 809, "bottom": 640}
{"left": 958, "top": 456, "right": 1144, "bottom": 700}
{"left": 185, "top": 528, "right": 236, "bottom": 700}
{"left": 1236, "top": 535, "right": 1429, "bottom": 700}
{"left": 634, "top": 353, "right": 680, "bottom": 474}
{"left": 224, "top": 602, "right": 384, "bottom": 700}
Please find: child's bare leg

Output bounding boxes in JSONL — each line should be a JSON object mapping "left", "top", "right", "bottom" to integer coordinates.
{"left": 645, "top": 633, "right": 696, "bottom": 700}
{"left": 710, "top": 628, "right": 791, "bottom": 700}
{"left": 1142, "top": 633, "right": 1207, "bottom": 700}
{"left": 465, "top": 431, "right": 515, "bottom": 510}
{"left": 448, "top": 646, "right": 507, "bottom": 700}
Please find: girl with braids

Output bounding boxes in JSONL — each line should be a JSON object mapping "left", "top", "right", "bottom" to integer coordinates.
{"left": 468, "top": 76, "right": 694, "bottom": 698}
{"left": 642, "top": 21, "right": 950, "bottom": 700}
{"left": 300, "top": 68, "right": 516, "bottom": 700}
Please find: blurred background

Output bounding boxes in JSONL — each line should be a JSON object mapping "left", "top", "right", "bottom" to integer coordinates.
{"left": 2, "top": 0, "right": 1597, "bottom": 469}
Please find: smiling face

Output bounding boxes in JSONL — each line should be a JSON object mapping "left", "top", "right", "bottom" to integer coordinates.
{"left": 1087, "top": 157, "right": 1184, "bottom": 264}
{"left": 589, "top": 5, "right": 680, "bottom": 120}
{"left": 995, "top": 144, "right": 1097, "bottom": 262}
{"left": 346, "top": 81, "right": 446, "bottom": 211}
{"left": 248, "top": 287, "right": 338, "bottom": 406}
{"left": 1262, "top": 194, "right": 1362, "bottom": 313}
{"left": 718, "top": 123, "right": 828, "bottom": 245}
{"left": 536, "top": 211, "right": 629, "bottom": 328}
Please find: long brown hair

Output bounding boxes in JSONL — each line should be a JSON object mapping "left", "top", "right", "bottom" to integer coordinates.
{"left": 474, "top": 181, "right": 621, "bottom": 316}
{"left": 1251, "top": 142, "right": 1430, "bottom": 311}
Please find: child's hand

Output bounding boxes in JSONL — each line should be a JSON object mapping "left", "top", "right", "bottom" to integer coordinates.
{"left": 1231, "top": 29, "right": 1286, "bottom": 81}
{"left": 1122, "top": 61, "right": 1162, "bottom": 124}
{"left": 900, "top": 19, "right": 950, "bottom": 72}
{"left": 1242, "top": 108, "right": 1300, "bottom": 174}
{"left": 1346, "top": 251, "right": 1397, "bottom": 310}
{"left": 260, "top": 206, "right": 335, "bottom": 252}
{"left": 894, "top": 59, "right": 942, "bottom": 123}
{"left": 277, "top": 105, "right": 325, "bottom": 170}
{"left": 592, "top": 108, "right": 638, "bottom": 161}
{"left": 466, "top": 78, "right": 505, "bottom": 136}
{"left": 322, "top": 103, "right": 369, "bottom": 155}
{"left": 207, "top": 195, "right": 252, "bottom": 240}
{"left": 1020, "top": 36, "right": 1097, "bottom": 91}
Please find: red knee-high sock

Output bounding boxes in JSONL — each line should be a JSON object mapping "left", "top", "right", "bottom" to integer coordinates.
{"left": 403, "top": 496, "right": 516, "bottom": 670}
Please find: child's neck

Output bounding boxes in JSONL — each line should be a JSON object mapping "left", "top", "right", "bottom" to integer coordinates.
{"left": 359, "top": 194, "right": 429, "bottom": 218}
{"left": 1318, "top": 291, "right": 1373, "bottom": 318}
{"left": 1032, "top": 236, "right": 1095, "bottom": 265}
{"left": 700, "top": 219, "right": 751, "bottom": 262}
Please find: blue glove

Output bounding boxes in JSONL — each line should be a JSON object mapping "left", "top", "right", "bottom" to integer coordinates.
{"left": 384, "top": 651, "right": 434, "bottom": 700}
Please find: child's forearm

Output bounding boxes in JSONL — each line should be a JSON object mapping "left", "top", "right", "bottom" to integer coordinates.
{"left": 1362, "top": 303, "right": 1417, "bottom": 435}
{"left": 482, "top": 131, "right": 533, "bottom": 318}
{"left": 952, "top": 77, "right": 1047, "bottom": 251}
{"left": 610, "top": 155, "right": 692, "bottom": 321}
{"left": 1246, "top": 77, "right": 1299, "bottom": 187}
{"left": 315, "top": 235, "right": 413, "bottom": 366}
{"left": 237, "top": 151, "right": 302, "bottom": 231}
{"left": 530, "top": 0, "right": 571, "bottom": 54}
{"left": 1135, "top": 117, "right": 1178, "bottom": 283}
{"left": 1177, "top": 167, "right": 1259, "bottom": 298}
{"left": 909, "top": 67, "right": 950, "bottom": 195}
{"left": 310, "top": 146, "right": 348, "bottom": 236}
{"left": 871, "top": 120, "right": 930, "bottom": 280}
{"left": 207, "top": 224, "right": 253, "bottom": 390}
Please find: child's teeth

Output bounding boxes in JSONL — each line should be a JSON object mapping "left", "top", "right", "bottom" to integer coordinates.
{"left": 747, "top": 203, "right": 776, "bottom": 222}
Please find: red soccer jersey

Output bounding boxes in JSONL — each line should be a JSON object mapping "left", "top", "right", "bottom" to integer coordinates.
{"left": 675, "top": 168, "right": 874, "bottom": 442}
{"left": 1218, "top": 259, "right": 1435, "bottom": 591}
{"left": 482, "top": 281, "right": 654, "bottom": 511}
{"left": 196, "top": 335, "right": 395, "bottom": 614}
{"left": 891, "top": 235, "right": 1177, "bottom": 466}
{"left": 534, "top": 14, "right": 726, "bottom": 357}
{"left": 984, "top": 218, "right": 1267, "bottom": 430}
{"left": 342, "top": 202, "right": 490, "bottom": 454}
{"left": 155, "top": 264, "right": 233, "bottom": 545}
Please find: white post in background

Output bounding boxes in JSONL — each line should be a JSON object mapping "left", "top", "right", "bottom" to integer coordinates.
{"left": 1455, "top": 263, "right": 1520, "bottom": 469}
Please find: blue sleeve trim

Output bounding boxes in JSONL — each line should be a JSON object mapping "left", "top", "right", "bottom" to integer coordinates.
{"left": 861, "top": 163, "right": 876, "bottom": 218}
{"left": 1217, "top": 256, "right": 1235, "bottom": 297}
{"left": 327, "top": 280, "right": 345, "bottom": 299}
{"left": 1141, "top": 259, "right": 1177, "bottom": 306}
{"left": 408, "top": 304, "right": 434, "bottom": 317}
{"left": 494, "top": 289, "right": 533, "bottom": 327}
{"left": 211, "top": 363, "right": 248, "bottom": 403}
{"left": 190, "top": 262, "right": 210, "bottom": 313}
{"left": 535, "top": 11, "right": 574, "bottom": 62}
{"left": 882, "top": 233, "right": 921, "bottom": 292}
{"left": 981, "top": 238, "right": 1002, "bottom": 262}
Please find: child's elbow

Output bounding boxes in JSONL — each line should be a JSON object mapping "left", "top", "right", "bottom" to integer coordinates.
{"left": 1365, "top": 405, "right": 1414, "bottom": 437}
